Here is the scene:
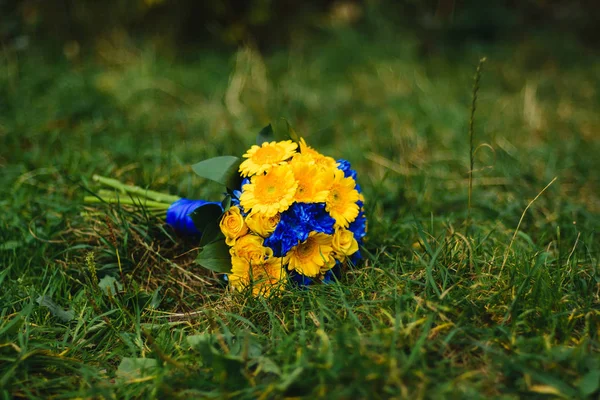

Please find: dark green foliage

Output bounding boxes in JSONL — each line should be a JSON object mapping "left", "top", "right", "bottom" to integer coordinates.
{"left": 189, "top": 203, "right": 225, "bottom": 245}
{"left": 2, "top": 0, "right": 338, "bottom": 48}
{"left": 256, "top": 124, "right": 275, "bottom": 145}
{"left": 191, "top": 156, "right": 243, "bottom": 191}
{"left": 4, "top": 0, "right": 600, "bottom": 50}
{"left": 196, "top": 240, "right": 233, "bottom": 274}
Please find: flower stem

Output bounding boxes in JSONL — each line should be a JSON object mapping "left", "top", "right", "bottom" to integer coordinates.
{"left": 83, "top": 196, "right": 171, "bottom": 210}
{"left": 92, "top": 175, "right": 181, "bottom": 204}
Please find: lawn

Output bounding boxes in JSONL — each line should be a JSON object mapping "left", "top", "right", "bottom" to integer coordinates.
{"left": 1, "top": 16, "right": 599, "bottom": 399}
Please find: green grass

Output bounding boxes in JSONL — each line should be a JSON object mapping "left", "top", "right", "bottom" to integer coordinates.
{"left": 1, "top": 19, "right": 599, "bottom": 399}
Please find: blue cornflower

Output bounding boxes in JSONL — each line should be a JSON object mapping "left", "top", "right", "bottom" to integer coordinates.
{"left": 230, "top": 178, "right": 250, "bottom": 212}
{"left": 349, "top": 210, "right": 367, "bottom": 242}
{"left": 264, "top": 202, "right": 335, "bottom": 257}
{"left": 349, "top": 249, "right": 363, "bottom": 266}
{"left": 289, "top": 271, "right": 314, "bottom": 287}
{"left": 337, "top": 159, "right": 358, "bottom": 180}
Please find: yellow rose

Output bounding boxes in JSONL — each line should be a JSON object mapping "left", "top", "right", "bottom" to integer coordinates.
{"left": 331, "top": 228, "right": 359, "bottom": 260}
{"left": 230, "top": 233, "right": 273, "bottom": 264}
{"left": 245, "top": 211, "right": 280, "bottom": 237}
{"left": 219, "top": 206, "right": 249, "bottom": 246}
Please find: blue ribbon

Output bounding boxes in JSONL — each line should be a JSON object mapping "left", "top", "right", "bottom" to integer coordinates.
{"left": 166, "top": 198, "right": 221, "bottom": 236}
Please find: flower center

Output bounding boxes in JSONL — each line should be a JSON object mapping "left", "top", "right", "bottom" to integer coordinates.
{"left": 297, "top": 239, "right": 316, "bottom": 258}
{"left": 255, "top": 147, "right": 280, "bottom": 163}
{"left": 256, "top": 178, "right": 284, "bottom": 201}
{"left": 331, "top": 189, "right": 339, "bottom": 202}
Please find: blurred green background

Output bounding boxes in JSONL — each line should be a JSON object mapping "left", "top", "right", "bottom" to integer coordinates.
{"left": 3, "top": 0, "right": 600, "bottom": 51}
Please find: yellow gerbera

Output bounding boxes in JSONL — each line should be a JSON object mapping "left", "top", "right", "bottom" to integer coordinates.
{"left": 284, "top": 232, "right": 336, "bottom": 277}
{"left": 290, "top": 158, "right": 329, "bottom": 203}
{"left": 240, "top": 164, "right": 298, "bottom": 217}
{"left": 239, "top": 140, "right": 298, "bottom": 177}
{"left": 298, "top": 138, "right": 337, "bottom": 171}
{"left": 325, "top": 169, "right": 360, "bottom": 228}
{"left": 229, "top": 255, "right": 285, "bottom": 296}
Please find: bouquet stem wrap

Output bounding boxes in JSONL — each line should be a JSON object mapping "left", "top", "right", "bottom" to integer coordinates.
{"left": 166, "top": 199, "right": 221, "bottom": 235}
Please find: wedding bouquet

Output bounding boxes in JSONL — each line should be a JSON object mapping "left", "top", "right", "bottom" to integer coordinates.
{"left": 85, "top": 125, "right": 367, "bottom": 296}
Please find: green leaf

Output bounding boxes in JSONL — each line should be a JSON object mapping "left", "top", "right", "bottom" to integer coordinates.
{"left": 190, "top": 203, "right": 223, "bottom": 246}
{"left": 0, "top": 306, "right": 30, "bottom": 338}
{"left": 116, "top": 357, "right": 159, "bottom": 381}
{"left": 0, "top": 240, "right": 21, "bottom": 251}
{"left": 277, "top": 367, "right": 305, "bottom": 391}
{"left": 186, "top": 333, "right": 246, "bottom": 385}
{"left": 187, "top": 334, "right": 214, "bottom": 354}
{"left": 36, "top": 295, "right": 75, "bottom": 322}
{"left": 191, "top": 156, "right": 242, "bottom": 190}
{"left": 0, "top": 265, "right": 10, "bottom": 287}
{"left": 98, "top": 275, "right": 123, "bottom": 296}
{"left": 580, "top": 370, "right": 600, "bottom": 397}
{"left": 199, "top": 223, "right": 225, "bottom": 248}
{"left": 521, "top": 365, "right": 578, "bottom": 398}
{"left": 190, "top": 203, "right": 222, "bottom": 232}
{"left": 187, "top": 334, "right": 226, "bottom": 365}
{"left": 284, "top": 119, "right": 300, "bottom": 142}
{"left": 196, "top": 239, "right": 232, "bottom": 273}
{"left": 221, "top": 194, "right": 232, "bottom": 212}
{"left": 149, "top": 286, "right": 162, "bottom": 309}
{"left": 256, "top": 123, "right": 274, "bottom": 145}
{"left": 255, "top": 356, "right": 282, "bottom": 376}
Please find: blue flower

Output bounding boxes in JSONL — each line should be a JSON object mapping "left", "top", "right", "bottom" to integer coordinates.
{"left": 337, "top": 159, "right": 357, "bottom": 180}
{"left": 349, "top": 249, "right": 363, "bottom": 266}
{"left": 264, "top": 202, "right": 335, "bottom": 257}
{"left": 289, "top": 261, "right": 342, "bottom": 286}
{"left": 230, "top": 178, "right": 250, "bottom": 212}
{"left": 347, "top": 208, "right": 367, "bottom": 265}
{"left": 348, "top": 210, "right": 367, "bottom": 242}
{"left": 289, "top": 271, "right": 314, "bottom": 287}
{"left": 337, "top": 159, "right": 362, "bottom": 195}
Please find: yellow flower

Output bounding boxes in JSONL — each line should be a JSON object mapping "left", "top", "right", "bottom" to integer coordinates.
{"left": 239, "top": 140, "right": 298, "bottom": 177}
{"left": 229, "top": 255, "right": 285, "bottom": 296}
{"left": 284, "top": 232, "right": 336, "bottom": 277}
{"left": 239, "top": 164, "right": 298, "bottom": 217}
{"left": 245, "top": 211, "right": 280, "bottom": 237}
{"left": 331, "top": 228, "right": 359, "bottom": 260}
{"left": 298, "top": 138, "right": 337, "bottom": 171}
{"left": 290, "top": 158, "right": 329, "bottom": 203}
{"left": 325, "top": 169, "right": 360, "bottom": 228}
{"left": 230, "top": 233, "right": 273, "bottom": 264}
{"left": 219, "top": 206, "right": 249, "bottom": 246}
